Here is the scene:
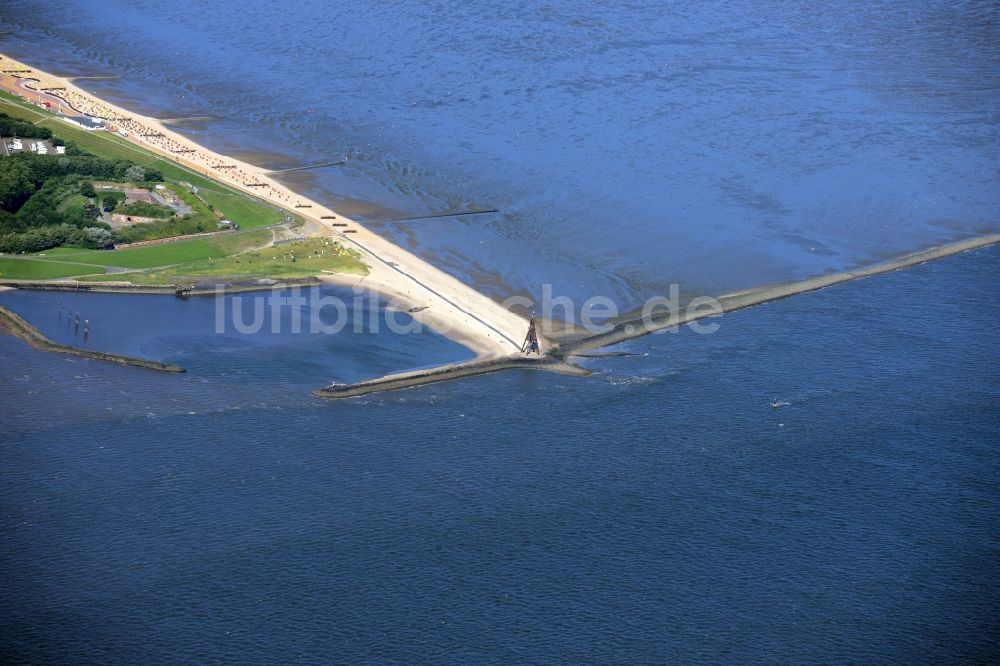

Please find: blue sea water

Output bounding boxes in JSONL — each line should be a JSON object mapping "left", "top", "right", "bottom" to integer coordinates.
{"left": 1, "top": 247, "right": 998, "bottom": 662}
{"left": 0, "top": 287, "right": 473, "bottom": 387}
{"left": 0, "top": 0, "right": 999, "bottom": 661}
{"left": 1, "top": 1, "right": 997, "bottom": 304}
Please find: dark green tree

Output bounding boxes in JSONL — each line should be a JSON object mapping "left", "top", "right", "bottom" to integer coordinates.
{"left": 0, "top": 160, "right": 36, "bottom": 214}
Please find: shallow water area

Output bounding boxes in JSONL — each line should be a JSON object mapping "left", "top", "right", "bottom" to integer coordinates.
{"left": 0, "top": 2, "right": 999, "bottom": 661}
{"left": 0, "top": 286, "right": 473, "bottom": 419}
{"left": 3, "top": 2, "right": 996, "bottom": 306}
{"left": 0, "top": 246, "right": 997, "bottom": 662}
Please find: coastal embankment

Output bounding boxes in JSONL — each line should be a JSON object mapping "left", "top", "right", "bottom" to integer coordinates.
{"left": 0, "top": 304, "right": 184, "bottom": 372}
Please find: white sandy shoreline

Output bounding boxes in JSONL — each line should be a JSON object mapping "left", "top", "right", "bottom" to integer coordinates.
{"left": 0, "top": 52, "right": 531, "bottom": 359}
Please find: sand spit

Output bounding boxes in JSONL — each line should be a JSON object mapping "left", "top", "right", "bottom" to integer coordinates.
{"left": 0, "top": 52, "right": 531, "bottom": 359}
{"left": 0, "top": 305, "right": 184, "bottom": 372}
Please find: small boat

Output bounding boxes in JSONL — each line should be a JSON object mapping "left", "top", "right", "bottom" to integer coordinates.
{"left": 770, "top": 399, "right": 789, "bottom": 409}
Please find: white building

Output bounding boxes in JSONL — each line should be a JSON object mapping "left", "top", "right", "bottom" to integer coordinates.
{"left": 63, "top": 116, "right": 106, "bottom": 131}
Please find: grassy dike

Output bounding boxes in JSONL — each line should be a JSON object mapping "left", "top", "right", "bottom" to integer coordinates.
{"left": 0, "top": 304, "right": 184, "bottom": 372}
{"left": 71, "top": 237, "right": 367, "bottom": 286}
{"left": 0, "top": 91, "right": 366, "bottom": 283}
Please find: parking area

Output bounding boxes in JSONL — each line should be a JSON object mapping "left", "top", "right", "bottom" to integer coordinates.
{"left": 1, "top": 136, "right": 63, "bottom": 156}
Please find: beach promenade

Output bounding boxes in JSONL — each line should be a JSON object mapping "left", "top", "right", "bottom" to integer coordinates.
{"left": 0, "top": 53, "right": 530, "bottom": 358}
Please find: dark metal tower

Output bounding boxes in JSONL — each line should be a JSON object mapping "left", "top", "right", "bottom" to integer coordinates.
{"left": 521, "top": 317, "right": 540, "bottom": 354}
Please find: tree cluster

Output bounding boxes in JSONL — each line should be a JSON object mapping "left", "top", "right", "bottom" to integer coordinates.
{"left": 0, "top": 116, "right": 167, "bottom": 254}
{"left": 0, "top": 112, "right": 54, "bottom": 140}
{"left": 0, "top": 223, "right": 115, "bottom": 253}
{"left": 0, "top": 151, "right": 163, "bottom": 235}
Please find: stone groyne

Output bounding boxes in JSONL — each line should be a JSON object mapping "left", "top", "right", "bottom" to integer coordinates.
{"left": 0, "top": 304, "right": 185, "bottom": 372}
{"left": 554, "top": 233, "right": 1000, "bottom": 357}
{"left": 0, "top": 276, "right": 321, "bottom": 296}
{"left": 313, "top": 355, "right": 589, "bottom": 400}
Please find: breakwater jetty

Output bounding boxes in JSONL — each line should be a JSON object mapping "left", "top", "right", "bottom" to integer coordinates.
{"left": 316, "top": 233, "right": 1000, "bottom": 399}
{"left": 0, "top": 304, "right": 184, "bottom": 372}
{"left": 0, "top": 277, "right": 321, "bottom": 297}
{"left": 314, "top": 355, "right": 589, "bottom": 400}
{"left": 553, "top": 233, "right": 1000, "bottom": 357}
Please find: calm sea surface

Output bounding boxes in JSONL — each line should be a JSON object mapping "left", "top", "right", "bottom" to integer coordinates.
{"left": 1, "top": 1, "right": 998, "bottom": 303}
{"left": 1, "top": 247, "right": 998, "bottom": 663}
{"left": 0, "top": 1, "right": 998, "bottom": 662}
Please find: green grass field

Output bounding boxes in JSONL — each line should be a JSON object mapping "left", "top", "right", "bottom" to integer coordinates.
{"left": 33, "top": 246, "right": 91, "bottom": 256}
{"left": 0, "top": 91, "right": 291, "bottom": 231}
{"left": 3, "top": 228, "right": 367, "bottom": 283}
{"left": 0, "top": 257, "right": 106, "bottom": 279}
{"left": 74, "top": 271, "right": 175, "bottom": 285}
{"left": 32, "top": 228, "right": 274, "bottom": 269}
{"left": 195, "top": 186, "right": 286, "bottom": 229}
{"left": 46, "top": 240, "right": 223, "bottom": 269}
{"left": 71, "top": 239, "right": 366, "bottom": 286}
{"left": 56, "top": 193, "right": 89, "bottom": 213}
{"left": 0, "top": 91, "right": 364, "bottom": 283}
{"left": 159, "top": 238, "right": 366, "bottom": 278}
{"left": 206, "top": 228, "right": 274, "bottom": 254}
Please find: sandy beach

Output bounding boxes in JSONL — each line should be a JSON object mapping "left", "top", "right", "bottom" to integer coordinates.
{"left": 0, "top": 52, "right": 531, "bottom": 358}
